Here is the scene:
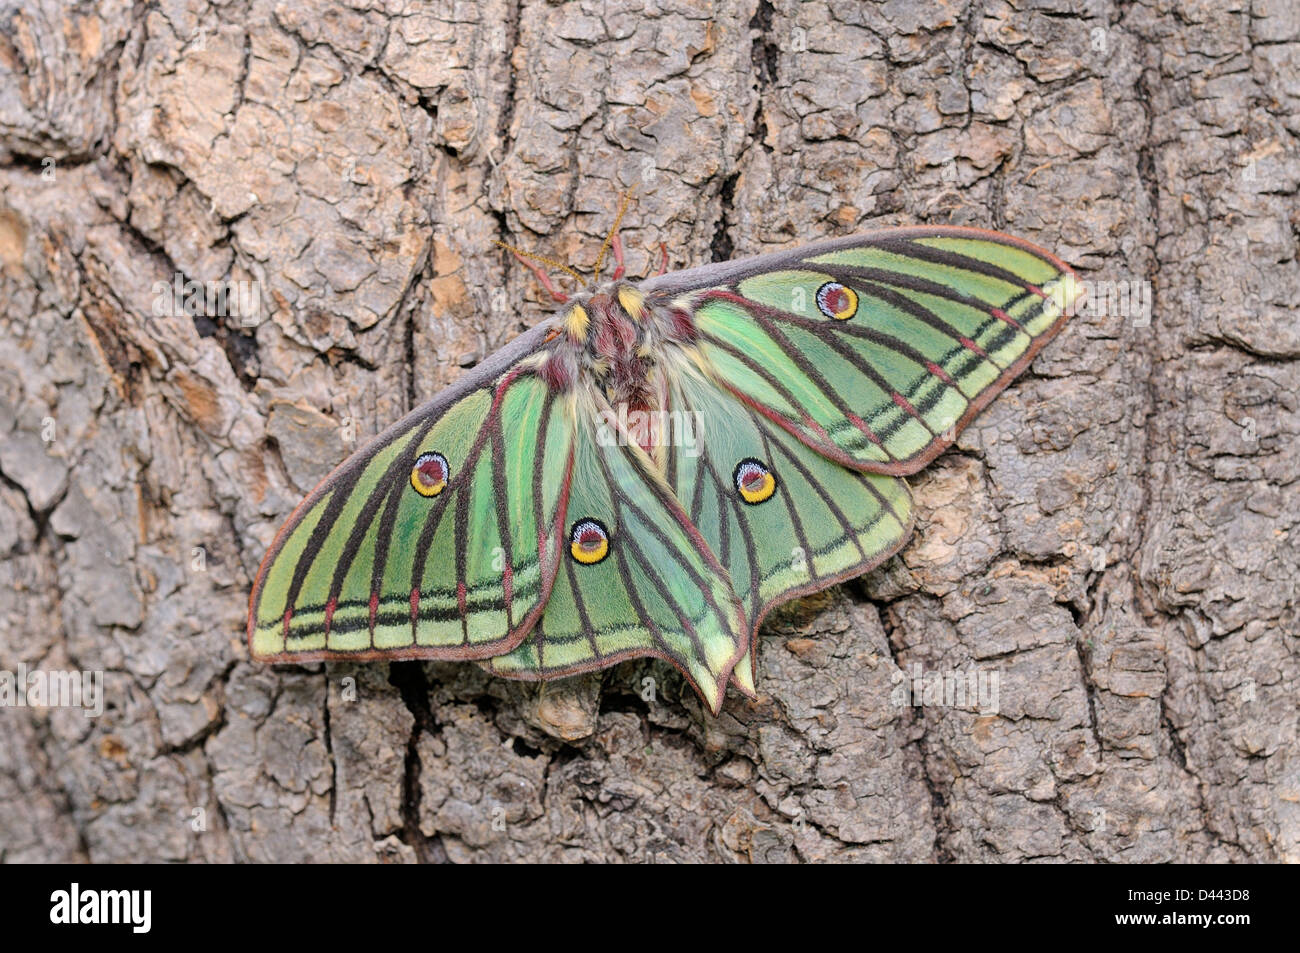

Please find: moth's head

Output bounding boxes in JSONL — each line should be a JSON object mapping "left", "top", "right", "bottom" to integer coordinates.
{"left": 550, "top": 283, "right": 648, "bottom": 340}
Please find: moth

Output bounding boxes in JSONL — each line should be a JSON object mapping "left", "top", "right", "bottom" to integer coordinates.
{"left": 247, "top": 205, "right": 1079, "bottom": 714}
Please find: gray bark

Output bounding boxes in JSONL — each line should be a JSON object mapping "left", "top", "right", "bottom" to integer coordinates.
{"left": 0, "top": 0, "right": 1296, "bottom": 862}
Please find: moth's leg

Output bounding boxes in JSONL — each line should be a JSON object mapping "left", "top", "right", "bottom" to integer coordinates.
{"left": 654, "top": 242, "right": 668, "bottom": 276}
{"left": 610, "top": 232, "right": 626, "bottom": 281}
{"left": 507, "top": 248, "right": 569, "bottom": 303}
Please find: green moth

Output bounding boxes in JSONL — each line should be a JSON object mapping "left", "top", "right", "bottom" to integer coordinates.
{"left": 247, "top": 216, "right": 1080, "bottom": 714}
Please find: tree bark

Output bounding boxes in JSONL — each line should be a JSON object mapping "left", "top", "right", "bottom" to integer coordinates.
{"left": 1, "top": 0, "right": 1296, "bottom": 862}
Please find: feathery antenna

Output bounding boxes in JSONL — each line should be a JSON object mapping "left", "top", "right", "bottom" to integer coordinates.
{"left": 494, "top": 241, "right": 585, "bottom": 302}
{"left": 592, "top": 190, "right": 633, "bottom": 285}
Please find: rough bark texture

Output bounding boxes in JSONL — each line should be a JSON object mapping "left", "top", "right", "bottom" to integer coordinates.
{"left": 1, "top": 0, "right": 1297, "bottom": 863}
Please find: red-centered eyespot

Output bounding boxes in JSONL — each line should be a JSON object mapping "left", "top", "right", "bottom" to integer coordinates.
{"left": 569, "top": 518, "right": 610, "bottom": 565}
{"left": 816, "top": 281, "right": 858, "bottom": 320}
{"left": 733, "top": 458, "right": 777, "bottom": 505}
{"left": 410, "top": 451, "right": 449, "bottom": 498}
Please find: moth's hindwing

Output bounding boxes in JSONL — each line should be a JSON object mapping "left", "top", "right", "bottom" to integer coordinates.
{"left": 249, "top": 362, "right": 573, "bottom": 663}
{"left": 666, "top": 361, "right": 914, "bottom": 692}
{"left": 484, "top": 395, "right": 748, "bottom": 715}
{"left": 661, "top": 226, "right": 1081, "bottom": 475}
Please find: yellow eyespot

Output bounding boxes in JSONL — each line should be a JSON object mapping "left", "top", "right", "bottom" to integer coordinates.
{"left": 618, "top": 286, "right": 646, "bottom": 321}
{"left": 734, "top": 459, "right": 776, "bottom": 505}
{"left": 816, "top": 282, "right": 858, "bottom": 321}
{"left": 411, "top": 451, "right": 449, "bottom": 497}
{"left": 564, "top": 304, "right": 590, "bottom": 341}
{"left": 569, "top": 518, "right": 610, "bottom": 565}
